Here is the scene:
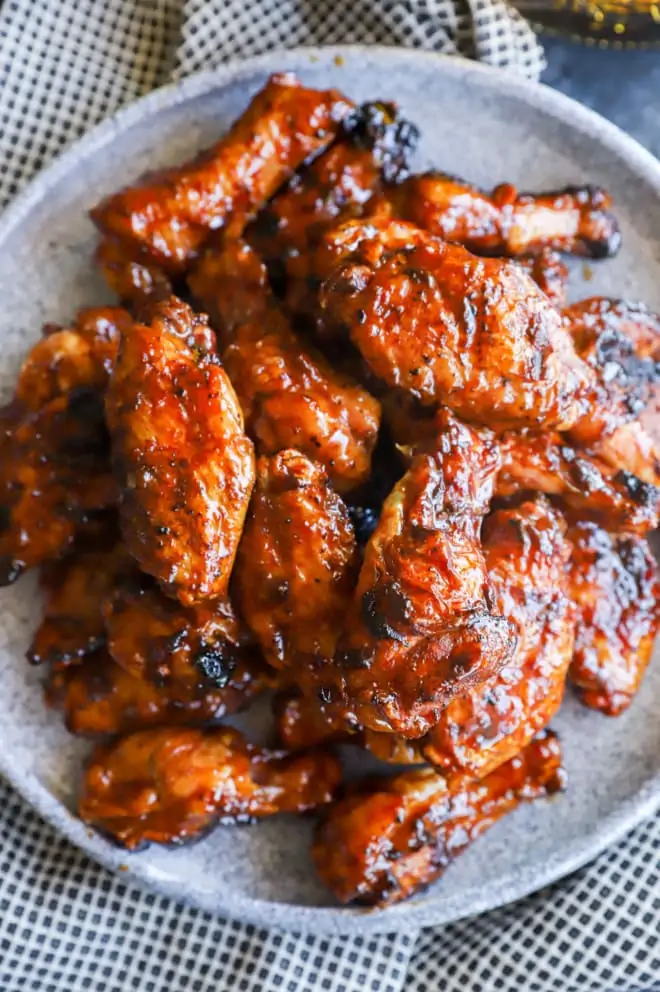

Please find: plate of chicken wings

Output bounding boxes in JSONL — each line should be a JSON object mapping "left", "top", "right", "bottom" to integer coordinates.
{"left": 1, "top": 47, "right": 660, "bottom": 934}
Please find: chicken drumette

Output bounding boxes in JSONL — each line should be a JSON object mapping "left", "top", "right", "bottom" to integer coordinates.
{"left": 91, "top": 73, "right": 354, "bottom": 278}
{"left": 321, "top": 409, "right": 516, "bottom": 738}
{"left": 318, "top": 218, "right": 591, "bottom": 431}
{"left": 386, "top": 173, "right": 620, "bottom": 258}
{"left": 312, "top": 731, "right": 564, "bottom": 906}
{"left": 410, "top": 497, "right": 574, "bottom": 778}
{"left": 105, "top": 297, "right": 254, "bottom": 605}
{"left": 277, "top": 496, "right": 574, "bottom": 782}
{"left": 79, "top": 725, "right": 341, "bottom": 849}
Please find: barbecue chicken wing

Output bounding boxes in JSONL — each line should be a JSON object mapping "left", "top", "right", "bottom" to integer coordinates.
{"left": 414, "top": 497, "right": 574, "bottom": 778}
{"left": 566, "top": 519, "right": 659, "bottom": 715}
{"left": 0, "top": 390, "right": 116, "bottom": 584}
{"left": 247, "top": 101, "right": 418, "bottom": 325}
{"left": 235, "top": 450, "right": 359, "bottom": 678}
{"left": 188, "top": 240, "right": 381, "bottom": 492}
{"left": 47, "top": 650, "right": 273, "bottom": 736}
{"left": 28, "top": 538, "right": 127, "bottom": 666}
{"left": 282, "top": 497, "right": 573, "bottom": 779}
{"left": 497, "top": 430, "right": 660, "bottom": 536}
{"left": 566, "top": 297, "right": 660, "bottom": 485}
{"left": 79, "top": 725, "right": 341, "bottom": 849}
{"left": 323, "top": 410, "right": 517, "bottom": 738}
{"left": 91, "top": 73, "right": 353, "bottom": 273}
{"left": 312, "top": 731, "right": 564, "bottom": 906}
{"left": 105, "top": 574, "right": 248, "bottom": 691}
{"left": 105, "top": 297, "right": 254, "bottom": 605}
{"left": 319, "top": 218, "right": 591, "bottom": 431}
{"left": 15, "top": 307, "right": 132, "bottom": 409}
{"left": 387, "top": 174, "right": 620, "bottom": 258}
{"left": 0, "top": 308, "right": 132, "bottom": 583}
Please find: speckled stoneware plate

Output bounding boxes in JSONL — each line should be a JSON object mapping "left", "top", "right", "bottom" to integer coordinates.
{"left": 1, "top": 47, "right": 660, "bottom": 936}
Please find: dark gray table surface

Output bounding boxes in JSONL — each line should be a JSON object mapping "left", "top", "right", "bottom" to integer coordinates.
{"left": 542, "top": 36, "right": 660, "bottom": 157}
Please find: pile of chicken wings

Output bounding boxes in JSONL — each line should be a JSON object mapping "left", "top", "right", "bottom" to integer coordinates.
{"left": 2, "top": 72, "right": 659, "bottom": 908}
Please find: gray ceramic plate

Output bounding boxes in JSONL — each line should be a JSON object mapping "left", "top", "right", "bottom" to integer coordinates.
{"left": 1, "top": 47, "right": 660, "bottom": 936}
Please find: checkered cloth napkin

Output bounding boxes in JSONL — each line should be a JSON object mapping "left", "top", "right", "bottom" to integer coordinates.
{"left": 0, "top": 3, "right": 658, "bottom": 991}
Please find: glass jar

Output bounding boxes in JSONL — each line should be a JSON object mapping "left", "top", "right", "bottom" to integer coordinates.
{"left": 516, "top": 0, "right": 660, "bottom": 46}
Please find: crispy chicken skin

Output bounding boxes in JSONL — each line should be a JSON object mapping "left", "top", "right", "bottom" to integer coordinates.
{"left": 79, "top": 725, "right": 342, "bottom": 849}
{"left": 497, "top": 430, "right": 660, "bottom": 536}
{"left": 565, "top": 298, "right": 660, "bottom": 485}
{"left": 388, "top": 173, "right": 621, "bottom": 258}
{"left": 94, "top": 235, "right": 173, "bottom": 310}
{"left": 418, "top": 498, "right": 574, "bottom": 779}
{"left": 188, "top": 240, "right": 381, "bottom": 492}
{"left": 235, "top": 450, "right": 359, "bottom": 675}
{"left": 566, "top": 519, "right": 659, "bottom": 716}
{"left": 47, "top": 651, "right": 273, "bottom": 736}
{"left": 312, "top": 731, "right": 564, "bottom": 906}
{"left": 247, "top": 101, "right": 418, "bottom": 322}
{"left": 0, "top": 390, "right": 116, "bottom": 584}
{"left": 91, "top": 74, "right": 354, "bottom": 273}
{"left": 319, "top": 218, "right": 591, "bottom": 431}
{"left": 105, "top": 297, "right": 254, "bottom": 605}
{"left": 105, "top": 575, "right": 247, "bottom": 690}
{"left": 28, "top": 540, "right": 127, "bottom": 666}
{"left": 325, "top": 410, "right": 517, "bottom": 738}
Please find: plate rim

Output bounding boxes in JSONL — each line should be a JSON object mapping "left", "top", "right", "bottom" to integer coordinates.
{"left": 1, "top": 44, "right": 660, "bottom": 936}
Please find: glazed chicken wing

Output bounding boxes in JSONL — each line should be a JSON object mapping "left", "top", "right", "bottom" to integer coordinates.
{"left": 416, "top": 497, "right": 574, "bottom": 779}
{"left": 28, "top": 538, "right": 127, "bottom": 666}
{"left": 566, "top": 519, "right": 659, "bottom": 715}
{"left": 188, "top": 240, "right": 381, "bottom": 492}
{"left": 296, "top": 497, "right": 573, "bottom": 779}
{"left": 0, "top": 307, "right": 133, "bottom": 583}
{"left": 15, "top": 307, "right": 132, "bottom": 410}
{"left": 319, "top": 218, "right": 590, "bottom": 431}
{"left": 497, "top": 430, "right": 660, "bottom": 536}
{"left": 0, "top": 389, "right": 116, "bottom": 584}
{"left": 47, "top": 650, "right": 273, "bottom": 736}
{"left": 105, "top": 575, "right": 247, "bottom": 691}
{"left": 79, "top": 725, "right": 342, "bottom": 849}
{"left": 105, "top": 297, "right": 254, "bottom": 604}
{"left": 235, "top": 450, "right": 359, "bottom": 678}
{"left": 324, "top": 409, "right": 517, "bottom": 738}
{"left": 91, "top": 73, "right": 353, "bottom": 273}
{"left": 247, "top": 101, "right": 418, "bottom": 324}
{"left": 565, "top": 297, "right": 660, "bottom": 485}
{"left": 388, "top": 173, "right": 620, "bottom": 258}
{"left": 312, "top": 731, "right": 564, "bottom": 906}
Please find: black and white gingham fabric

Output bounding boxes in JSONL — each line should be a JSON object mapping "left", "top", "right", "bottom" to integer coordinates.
{"left": 0, "top": 3, "right": 658, "bottom": 991}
